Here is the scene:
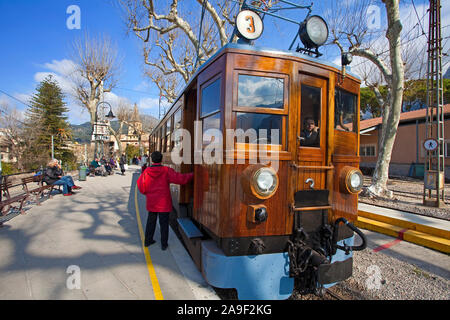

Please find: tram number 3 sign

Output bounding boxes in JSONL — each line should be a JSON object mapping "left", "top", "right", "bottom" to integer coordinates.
{"left": 236, "top": 10, "right": 264, "bottom": 41}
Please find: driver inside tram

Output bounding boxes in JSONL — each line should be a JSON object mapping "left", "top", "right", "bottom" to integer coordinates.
{"left": 300, "top": 117, "right": 320, "bottom": 147}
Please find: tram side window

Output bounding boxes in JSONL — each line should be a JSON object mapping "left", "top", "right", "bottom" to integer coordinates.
{"left": 160, "top": 127, "right": 164, "bottom": 152}
{"left": 174, "top": 108, "right": 182, "bottom": 148}
{"left": 155, "top": 130, "right": 160, "bottom": 151}
{"left": 201, "top": 78, "right": 221, "bottom": 117}
{"left": 300, "top": 85, "right": 321, "bottom": 147}
{"left": 335, "top": 88, "right": 357, "bottom": 132}
{"left": 201, "top": 77, "right": 221, "bottom": 145}
{"left": 166, "top": 116, "right": 173, "bottom": 152}
{"left": 202, "top": 112, "right": 221, "bottom": 145}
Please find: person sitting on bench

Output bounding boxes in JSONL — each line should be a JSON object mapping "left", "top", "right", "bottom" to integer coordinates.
{"left": 43, "top": 159, "right": 82, "bottom": 196}
{"left": 90, "top": 158, "right": 106, "bottom": 176}
{"left": 101, "top": 156, "right": 112, "bottom": 175}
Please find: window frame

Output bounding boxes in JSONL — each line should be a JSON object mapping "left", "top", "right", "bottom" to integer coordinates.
{"left": 360, "top": 144, "right": 376, "bottom": 157}
{"left": 298, "top": 74, "right": 327, "bottom": 151}
{"left": 233, "top": 70, "right": 289, "bottom": 115}
{"left": 199, "top": 74, "right": 222, "bottom": 120}
{"left": 232, "top": 70, "right": 289, "bottom": 151}
{"left": 165, "top": 115, "right": 173, "bottom": 152}
{"left": 334, "top": 87, "right": 358, "bottom": 133}
{"left": 173, "top": 107, "right": 183, "bottom": 149}
{"left": 199, "top": 73, "right": 223, "bottom": 147}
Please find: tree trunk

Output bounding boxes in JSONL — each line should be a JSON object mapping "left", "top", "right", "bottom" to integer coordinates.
{"left": 367, "top": 0, "right": 404, "bottom": 198}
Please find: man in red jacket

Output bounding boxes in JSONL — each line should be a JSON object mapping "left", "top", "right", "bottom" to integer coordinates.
{"left": 137, "top": 151, "right": 193, "bottom": 250}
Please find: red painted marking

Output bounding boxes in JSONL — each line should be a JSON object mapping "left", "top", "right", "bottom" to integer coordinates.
{"left": 373, "top": 229, "right": 408, "bottom": 252}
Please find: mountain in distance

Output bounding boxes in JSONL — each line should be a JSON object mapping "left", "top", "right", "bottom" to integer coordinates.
{"left": 70, "top": 122, "right": 92, "bottom": 143}
{"left": 444, "top": 67, "right": 450, "bottom": 79}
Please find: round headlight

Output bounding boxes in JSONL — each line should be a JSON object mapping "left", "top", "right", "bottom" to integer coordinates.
{"left": 299, "top": 15, "right": 329, "bottom": 48}
{"left": 341, "top": 167, "right": 363, "bottom": 194}
{"left": 350, "top": 172, "right": 362, "bottom": 190}
{"left": 253, "top": 167, "right": 279, "bottom": 199}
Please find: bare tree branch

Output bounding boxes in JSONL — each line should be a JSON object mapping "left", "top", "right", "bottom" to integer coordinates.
{"left": 70, "top": 33, "right": 121, "bottom": 125}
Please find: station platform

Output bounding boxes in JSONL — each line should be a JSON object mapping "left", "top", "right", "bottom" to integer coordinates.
{"left": 357, "top": 203, "right": 450, "bottom": 254}
{"left": 0, "top": 166, "right": 218, "bottom": 300}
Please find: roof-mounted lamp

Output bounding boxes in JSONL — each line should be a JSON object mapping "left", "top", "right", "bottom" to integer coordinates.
{"left": 297, "top": 15, "right": 329, "bottom": 57}
{"left": 339, "top": 52, "right": 353, "bottom": 83}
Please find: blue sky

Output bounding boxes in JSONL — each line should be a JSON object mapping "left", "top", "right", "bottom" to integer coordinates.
{"left": 0, "top": 0, "right": 446, "bottom": 124}
{"left": 0, "top": 0, "right": 159, "bottom": 124}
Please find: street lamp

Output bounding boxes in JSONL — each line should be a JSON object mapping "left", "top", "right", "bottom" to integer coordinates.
{"left": 93, "top": 101, "right": 115, "bottom": 160}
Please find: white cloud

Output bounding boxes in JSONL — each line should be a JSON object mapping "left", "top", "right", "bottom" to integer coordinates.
{"left": 138, "top": 96, "right": 170, "bottom": 119}
{"left": 139, "top": 97, "right": 160, "bottom": 110}
{"left": 43, "top": 59, "right": 77, "bottom": 76}
{"left": 34, "top": 71, "right": 77, "bottom": 96}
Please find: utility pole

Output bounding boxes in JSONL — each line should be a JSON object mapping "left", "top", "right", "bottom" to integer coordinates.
{"left": 51, "top": 135, "right": 54, "bottom": 160}
{"left": 423, "top": 0, "right": 445, "bottom": 207}
{"left": 159, "top": 94, "right": 161, "bottom": 120}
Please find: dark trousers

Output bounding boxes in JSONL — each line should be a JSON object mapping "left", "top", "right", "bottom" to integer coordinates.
{"left": 145, "top": 212, "right": 170, "bottom": 246}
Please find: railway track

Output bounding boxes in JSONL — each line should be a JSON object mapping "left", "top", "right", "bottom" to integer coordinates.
{"left": 325, "top": 288, "right": 346, "bottom": 300}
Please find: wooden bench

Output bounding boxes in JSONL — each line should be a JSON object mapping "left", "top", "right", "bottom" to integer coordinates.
{"left": 0, "top": 178, "right": 29, "bottom": 217}
{"left": 21, "top": 175, "right": 55, "bottom": 205}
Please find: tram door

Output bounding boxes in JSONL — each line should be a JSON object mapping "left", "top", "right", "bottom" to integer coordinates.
{"left": 295, "top": 74, "right": 327, "bottom": 191}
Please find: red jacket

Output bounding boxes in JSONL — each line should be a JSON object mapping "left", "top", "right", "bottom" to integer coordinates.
{"left": 137, "top": 164, "right": 193, "bottom": 212}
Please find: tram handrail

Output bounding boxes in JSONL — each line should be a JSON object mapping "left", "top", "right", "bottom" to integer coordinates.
{"left": 290, "top": 163, "right": 334, "bottom": 170}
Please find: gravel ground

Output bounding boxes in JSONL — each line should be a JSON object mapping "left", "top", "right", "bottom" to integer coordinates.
{"left": 326, "top": 176, "right": 450, "bottom": 300}
{"left": 292, "top": 248, "right": 450, "bottom": 300}
{"left": 293, "top": 176, "right": 450, "bottom": 300}
{"left": 359, "top": 176, "right": 450, "bottom": 221}
{"left": 335, "top": 249, "right": 449, "bottom": 300}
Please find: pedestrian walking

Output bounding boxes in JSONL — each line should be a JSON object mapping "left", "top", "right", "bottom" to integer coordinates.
{"left": 119, "top": 153, "right": 126, "bottom": 175}
{"left": 137, "top": 151, "right": 193, "bottom": 250}
{"left": 140, "top": 153, "right": 148, "bottom": 174}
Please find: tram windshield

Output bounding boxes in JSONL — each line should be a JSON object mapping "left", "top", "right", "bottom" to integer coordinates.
{"left": 234, "top": 74, "right": 286, "bottom": 147}
{"left": 238, "top": 75, "right": 284, "bottom": 109}
{"left": 236, "top": 112, "right": 282, "bottom": 145}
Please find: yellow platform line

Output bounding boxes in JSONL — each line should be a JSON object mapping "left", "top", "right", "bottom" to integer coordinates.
{"left": 134, "top": 185, "right": 164, "bottom": 300}
{"left": 356, "top": 216, "right": 450, "bottom": 254}
{"left": 358, "top": 210, "right": 450, "bottom": 240}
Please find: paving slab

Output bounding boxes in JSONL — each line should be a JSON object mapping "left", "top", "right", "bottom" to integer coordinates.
{"left": 0, "top": 166, "right": 218, "bottom": 300}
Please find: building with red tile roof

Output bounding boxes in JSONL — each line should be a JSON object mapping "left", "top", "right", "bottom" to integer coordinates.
{"left": 359, "top": 104, "right": 450, "bottom": 179}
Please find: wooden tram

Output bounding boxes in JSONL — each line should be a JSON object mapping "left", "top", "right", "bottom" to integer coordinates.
{"left": 148, "top": 43, "right": 367, "bottom": 299}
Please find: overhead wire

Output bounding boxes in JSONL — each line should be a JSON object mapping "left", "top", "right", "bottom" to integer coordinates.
{"left": 0, "top": 88, "right": 33, "bottom": 109}
{"left": 411, "top": 0, "right": 428, "bottom": 41}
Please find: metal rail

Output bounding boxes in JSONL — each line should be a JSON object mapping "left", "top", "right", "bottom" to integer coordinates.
{"left": 325, "top": 288, "right": 346, "bottom": 300}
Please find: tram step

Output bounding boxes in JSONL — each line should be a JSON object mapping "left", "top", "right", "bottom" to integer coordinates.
{"left": 177, "top": 218, "right": 203, "bottom": 239}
